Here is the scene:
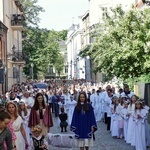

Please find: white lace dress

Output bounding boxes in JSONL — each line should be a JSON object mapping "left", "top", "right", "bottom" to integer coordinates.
{"left": 21, "top": 111, "right": 31, "bottom": 144}
{"left": 13, "top": 116, "right": 25, "bottom": 150}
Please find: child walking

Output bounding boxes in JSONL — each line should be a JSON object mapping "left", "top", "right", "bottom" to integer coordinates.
{"left": 18, "top": 101, "right": 31, "bottom": 144}
{"left": 111, "top": 97, "right": 119, "bottom": 138}
{"left": 131, "top": 100, "right": 147, "bottom": 150}
{"left": 126, "top": 95, "right": 137, "bottom": 144}
{"left": 118, "top": 98, "right": 124, "bottom": 139}
{"left": 71, "top": 92, "right": 97, "bottom": 150}
{"left": 59, "top": 107, "right": 68, "bottom": 132}
{"left": 121, "top": 101, "right": 129, "bottom": 142}
{"left": 29, "top": 125, "right": 48, "bottom": 150}
{"left": 142, "top": 99, "right": 150, "bottom": 147}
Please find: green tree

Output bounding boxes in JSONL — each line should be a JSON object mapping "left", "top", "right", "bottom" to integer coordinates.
{"left": 23, "top": 27, "right": 61, "bottom": 78}
{"left": 20, "top": 0, "right": 67, "bottom": 79}
{"left": 20, "top": 0, "right": 44, "bottom": 26}
{"left": 85, "top": 6, "right": 150, "bottom": 81}
{"left": 53, "top": 54, "right": 65, "bottom": 77}
{"left": 22, "top": 27, "right": 49, "bottom": 78}
{"left": 58, "top": 30, "right": 68, "bottom": 41}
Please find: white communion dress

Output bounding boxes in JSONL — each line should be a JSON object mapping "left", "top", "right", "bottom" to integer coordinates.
{"left": 13, "top": 116, "right": 25, "bottom": 150}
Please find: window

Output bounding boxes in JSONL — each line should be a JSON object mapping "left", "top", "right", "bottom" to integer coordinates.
{"left": 13, "top": 67, "right": 18, "bottom": 79}
{"left": 49, "top": 65, "right": 53, "bottom": 74}
{"left": 89, "top": 36, "right": 94, "bottom": 43}
{"left": 65, "top": 65, "right": 68, "bottom": 74}
{"left": 102, "top": 7, "right": 108, "bottom": 20}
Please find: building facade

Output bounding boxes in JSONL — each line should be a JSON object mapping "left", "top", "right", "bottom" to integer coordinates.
{"left": 66, "top": 24, "right": 85, "bottom": 79}
{"left": 0, "top": 0, "right": 25, "bottom": 91}
{"left": 0, "top": 20, "right": 8, "bottom": 92}
{"left": 58, "top": 40, "right": 68, "bottom": 77}
{"left": 66, "top": 0, "right": 146, "bottom": 82}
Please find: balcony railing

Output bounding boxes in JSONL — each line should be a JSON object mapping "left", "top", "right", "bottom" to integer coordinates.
{"left": 7, "top": 51, "right": 26, "bottom": 64}
{"left": 14, "top": 51, "right": 26, "bottom": 60}
{"left": 11, "top": 14, "right": 25, "bottom": 31}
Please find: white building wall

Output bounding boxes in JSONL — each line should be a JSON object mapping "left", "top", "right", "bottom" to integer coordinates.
{"left": 89, "top": 0, "right": 138, "bottom": 26}
{"left": 66, "top": 0, "right": 144, "bottom": 81}
{"left": 66, "top": 24, "right": 86, "bottom": 79}
{"left": 0, "top": 0, "right": 4, "bottom": 22}
{"left": 88, "top": 0, "right": 141, "bottom": 82}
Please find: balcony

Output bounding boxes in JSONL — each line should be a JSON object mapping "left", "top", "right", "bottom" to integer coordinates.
{"left": 11, "top": 14, "right": 25, "bottom": 31}
{"left": 7, "top": 51, "right": 26, "bottom": 65}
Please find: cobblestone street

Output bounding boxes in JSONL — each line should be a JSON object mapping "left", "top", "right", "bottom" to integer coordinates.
{"left": 48, "top": 115, "right": 136, "bottom": 150}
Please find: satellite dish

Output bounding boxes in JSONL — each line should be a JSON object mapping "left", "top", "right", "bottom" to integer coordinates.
{"left": 0, "top": 60, "right": 3, "bottom": 67}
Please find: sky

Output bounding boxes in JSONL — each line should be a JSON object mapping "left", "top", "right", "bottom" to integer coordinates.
{"left": 37, "top": 0, "right": 89, "bottom": 31}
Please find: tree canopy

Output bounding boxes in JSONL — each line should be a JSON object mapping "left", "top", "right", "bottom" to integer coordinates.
{"left": 53, "top": 54, "right": 65, "bottom": 76}
{"left": 83, "top": 6, "right": 150, "bottom": 81}
{"left": 21, "top": 0, "right": 67, "bottom": 79}
{"left": 23, "top": 27, "right": 67, "bottom": 78}
{"left": 20, "top": 0, "right": 44, "bottom": 26}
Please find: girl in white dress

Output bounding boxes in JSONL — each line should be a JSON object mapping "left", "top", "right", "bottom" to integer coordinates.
{"left": 95, "top": 90, "right": 103, "bottom": 122}
{"left": 121, "top": 101, "right": 129, "bottom": 142}
{"left": 111, "top": 98, "right": 119, "bottom": 138}
{"left": 6, "top": 102, "right": 28, "bottom": 150}
{"left": 142, "top": 100, "right": 150, "bottom": 147}
{"left": 62, "top": 87, "right": 70, "bottom": 106}
{"left": 131, "top": 100, "right": 147, "bottom": 150}
{"left": 118, "top": 99, "right": 124, "bottom": 139}
{"left": 126, "top": 95, "right": 137, "bottom": 144}
{"left": 18, "top": 101, "right": 31, "bottom": 144}
{"left": 67, "top": 95, "right": 77, "bottom": 125}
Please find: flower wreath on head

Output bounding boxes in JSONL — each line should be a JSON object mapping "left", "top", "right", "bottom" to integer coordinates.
{"left": 32, "top": 125, "right": 42, "bottom": 132}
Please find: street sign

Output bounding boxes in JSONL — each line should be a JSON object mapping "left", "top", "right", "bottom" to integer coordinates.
{"left": 0, "top": 69, "right": 4, "bottom": 83}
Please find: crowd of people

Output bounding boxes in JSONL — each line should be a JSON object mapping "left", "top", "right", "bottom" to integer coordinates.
{"left": 0, "top": 80, "right": 149, "bottom": 150}
{"left": 89, "top": 84, "right": 150, "bottom": 150}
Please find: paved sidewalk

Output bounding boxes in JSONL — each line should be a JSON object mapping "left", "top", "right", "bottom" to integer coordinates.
{"left": 48, "top": 115, "right": 136, "bottom": 150}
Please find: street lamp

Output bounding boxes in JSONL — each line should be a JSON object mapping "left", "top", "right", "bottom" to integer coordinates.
{"left": 142, "top": 0, "right": 150, "bottom": 5}
{"left": 12, "top": 45, "right": 16, "bottom": 52}
{"left": 11, "top": 45, "right": 18, "bottom": 62}
{"left": 31, "top": 63, "right": 34, "bottom": 80}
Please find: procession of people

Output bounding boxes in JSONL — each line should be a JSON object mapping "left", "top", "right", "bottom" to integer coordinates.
{"left": 0, "top": 80, "right": 149, "bottom": 150}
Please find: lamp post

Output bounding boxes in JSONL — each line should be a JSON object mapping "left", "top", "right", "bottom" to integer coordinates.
{"left": 12, "top": 45, "right": 16, "bottom": 52}
{"left": 0, "top": 60, "right": 4, "bottom": 93}
{"left": 74, "top": 57, "right": 79, "bottom": 79}
{"left": 31, "top": 63, "right": 34, "bottom": 80}
{"left": 70, "top": 60, "right": 72, "bottom": 79}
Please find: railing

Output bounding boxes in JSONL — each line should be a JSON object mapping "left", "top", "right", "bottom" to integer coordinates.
{"left": 7, "top": 51, "right": 27, "bottom": 62}
{"left": 13, "top": 51, "right": 26, "bottom": 61}
{"left": 11, "top": 14, "right": 25, "bottom": 27}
